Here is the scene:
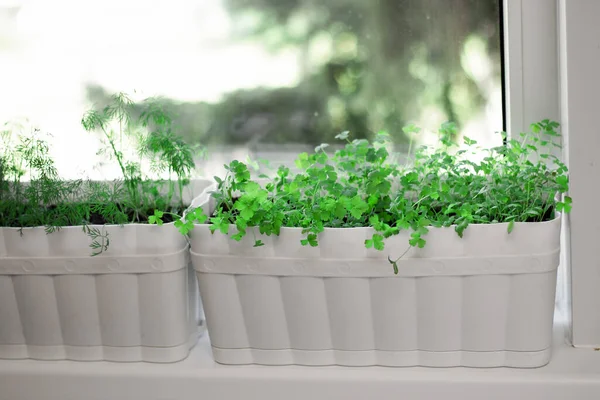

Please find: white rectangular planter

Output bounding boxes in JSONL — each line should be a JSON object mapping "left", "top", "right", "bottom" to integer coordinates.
{"left": 190, "top": 216, "right": 561, "bottom": 368}
{"left": 0, "top": 179, "right": 212, "bottom": 363}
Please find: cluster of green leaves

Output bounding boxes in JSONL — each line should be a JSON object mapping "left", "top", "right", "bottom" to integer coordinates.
{"left": 81, "top": 92, "right": 203, "bottom": 224}
{"left": 0, "top": 92, "right": 203, "bottom": 255}
{"left": 181, "top": 119, "right": 571, "bottom": 273}
{"left": 0, "top": 126, "right": 80, "bottom": 231}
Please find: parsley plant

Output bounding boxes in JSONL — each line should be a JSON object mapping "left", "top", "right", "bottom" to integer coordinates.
{"left": 182, "top": 120, "right": 571, "bottom": 273}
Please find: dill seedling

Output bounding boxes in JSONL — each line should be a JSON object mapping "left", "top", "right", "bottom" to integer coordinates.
{"left": 80, "top": 92, "right": 203, "bottom": 238}
{"left": 0, "top": 92, "right": 202, "bottom": 256}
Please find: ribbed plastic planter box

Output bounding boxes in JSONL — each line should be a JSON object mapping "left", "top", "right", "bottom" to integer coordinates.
{"left": 0, "top": 179, "right": 211, "bottom": 362}
{"left": 190, "top": 215, "right": 561, "bottom": 368}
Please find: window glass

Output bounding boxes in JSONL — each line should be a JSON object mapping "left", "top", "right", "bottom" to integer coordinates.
{"left": 0, "top": 0, "right": 502, "bottom": 178}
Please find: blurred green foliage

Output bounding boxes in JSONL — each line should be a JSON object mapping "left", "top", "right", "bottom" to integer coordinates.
{"left": 87, "top": 0, "right": 501, "bottom": 147}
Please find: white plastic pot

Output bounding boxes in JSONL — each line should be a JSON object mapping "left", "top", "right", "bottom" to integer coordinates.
{"left": 0, "top": 179, "right": 212, "bottom": 362}
{"left": 190, "top": 214, "right": 561, "bottom": 368}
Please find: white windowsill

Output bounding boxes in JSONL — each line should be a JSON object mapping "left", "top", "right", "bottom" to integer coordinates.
{"left": 1, "top": 317, "right": 600, "bottom": 400}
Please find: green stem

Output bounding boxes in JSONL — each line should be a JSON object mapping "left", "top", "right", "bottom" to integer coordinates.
{"left": 101, "top": 127, "right": 138, "bottom": 213}
{"left": 167, "top": 168, "right": 174, "bottom": 207}
{"left": 178, "top": 178, "right": 185, "bottom": 209}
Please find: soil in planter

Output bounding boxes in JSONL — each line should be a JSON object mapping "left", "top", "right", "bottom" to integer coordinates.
{"left": 216, "top": 197, "right": 240, "bottom": 215}
{"left": 528, "top": 204, "right": 555, "bottom": 222}
{"left": 84, "top": 204, "right": 185, "bottom": 225}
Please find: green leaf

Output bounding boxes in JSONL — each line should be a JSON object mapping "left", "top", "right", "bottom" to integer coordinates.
{"left": 402, "top": 124, "right": 421, "bottom": 135}
{"left": 148, "top": 210, "right": 164, "bottom": 225}
{"left": 174, "top": 219, "right": 184, "bottom": 229}
{"left": 463, "top": 136, "right": 477, "bottom": 146}
{"left": 192, "top": 208, "right": 208, "bottom": 223}
{"left": 387, "top": 256, "right": 399, "bottom": 274}
{"left": 397, "top": 219, "right": 411, "bottom": 230}
{"left": 210, "top": 217, "right": 230, "bottom": 235}
{"left": 295, "top": 152, "right": 311, "bottom": 170}
{"left": 557, "top": 196, "right": 573, "bottom": 213}
{"left": 348, "top": 196, "right": 368, "bottom": 219}
{"left": 455, "top": 220, "right": 469, "bottom": 238}
{"left": 565, "top": 195, "right": 573, "bottom": 206}
{"left": 315, "top": 143, "right": 329, "bottom": 153}
{"left": 333, "top": 202, "right": 346, "bottom": 218}
{"left": 417, "top": 226, "right": 429, "bottom": 236}
{"left": 335, "top": 131, "right": 350, "bottom": 140}
{"left": 245, "top": 156, "right": 260, "bottom": 171}
{"left": 303, "top": 233, "right": 319, "bottom": 247}
{"left": 240, "top": 207, "right": 254, "bottom": 220}
{"left": 369, "top": 215, "right": 382, "bottom": 229}
{"left": 507, "top": 220, "right": 515, "bottom": 234}
{"left": 401, "top": 171, "right": 419, "bottom": 185}
{"left": 418, "top": 218, "right": 431, "bottom": 227}
{"left": 556, "top": 175, "right": 568, "bottom": 185}
{"left": 365, "top": 234, "right": 385, "bottom": 251}
{"left": 175, "top": 219, "right": 194, "bottom": 235}
{"left": 373, "top": 234, "right": 384, "bottom": 250}
{"left": 243, "top": 181, "right": 262, "bottom": 195}
{"left": 525, "top": 209, "right": 540, "bottom": 217}
{"left": 231, "top": 232, "right": 244, "bottom": 241}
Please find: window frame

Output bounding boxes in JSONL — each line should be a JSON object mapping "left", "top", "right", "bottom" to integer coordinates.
{"left": 507, "top": 0, "right": 600, "bottom": 349}
{"left": 503, "top": 0, "right": 560, "bottom": 136}
{"left": 558, "top": 0, "right": 600, "bottom": 348}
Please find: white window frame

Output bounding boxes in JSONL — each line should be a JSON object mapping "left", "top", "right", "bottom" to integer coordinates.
{"left": 506, "top": 0, "right": 600, "bottom": 350}
{"left": 558, "top": 0, "right": 600, "bottom": 348}
{"left": 503, "top": 0, "right": 560, "bottom": 135}
{"left": 503, "top": 0, "right": 573, "bottom": 327}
